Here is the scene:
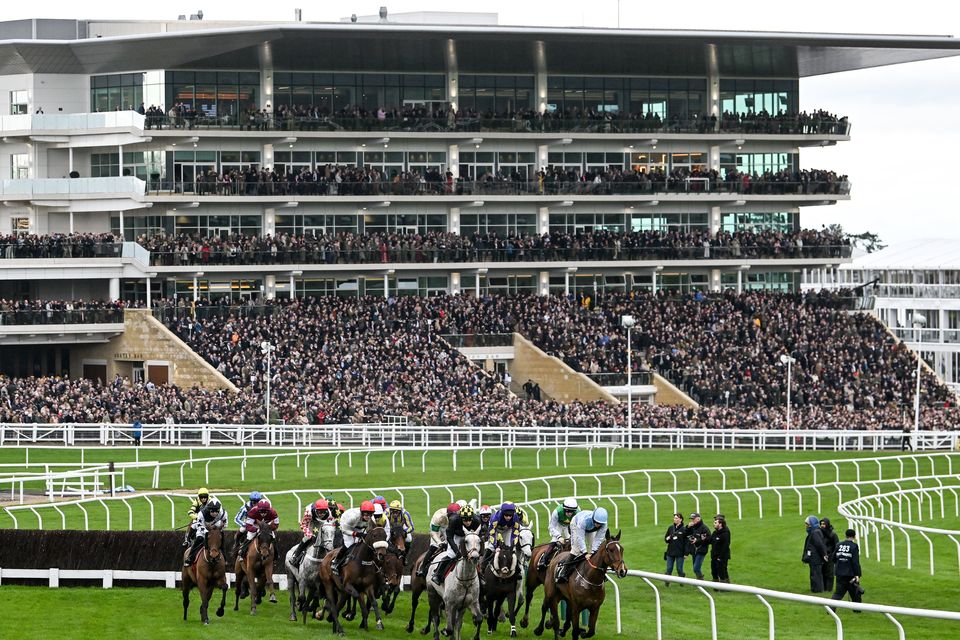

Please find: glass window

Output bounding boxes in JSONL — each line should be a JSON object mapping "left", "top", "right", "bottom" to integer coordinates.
{"left": 9, "top": 90, "right": 29, "bottom": 115}
{"left": 9, "top": 153, "right": 29, "bottom": 179}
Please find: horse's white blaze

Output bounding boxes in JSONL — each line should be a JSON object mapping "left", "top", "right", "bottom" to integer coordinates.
{"left": 373, "top": 541, "right": 389, "bottom": 550}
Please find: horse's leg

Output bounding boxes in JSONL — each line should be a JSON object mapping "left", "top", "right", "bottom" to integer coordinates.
{"left": 288, "top": 575, "right": 299, "bottom": 621}
{"left": 367, "top": 583, "right": 385, "bottom": 631}
{"left": 491, "top": 597, "right": 502, "bottom": 632}
{"left": 182, "top": 580, "right": 191, "bottom": 621}
{"left": 553, "top": 597, "right": 565, "bottom": 640}
{"left": 444, "top": 595, "right": 457, "bottom": 638}
{"left": 570, "top": 602, "right": 583, "bottom": 640}
{"left": 233, "top": 565, "right": 242, "bottom": 611}
{"left": 581, "top": 605, "right": 599, "bottom": 639}
{"left": 266, "top": 562, "right": 278, "bottom": 603}
{"left": 470, "top": 593, "right": 484, "bottom": 640}
{"left": 406, "top": 585, "right": 421, "bottom": 633}
{"left": 247, "top": 562, "right": 259, "bottom": 615}
{"left": 507, "top": 587, "right": 518, "bottom": 638}
{"left": 533, "top": 593, "right": 550, "bottom": 636}
{"left": 521, "top": 574, "right": 537, "bottom": 628}
{"left": 199, "top": 580, "right": 210, "bottom": 625}
{"left": 427, "top": 592, "right": 442, "bottom": 640}
{"left": 216, "top": 573, "right": 227, "bottom": 618}
{"left": 560, "top": 599, "right": 572, "bottom": 638}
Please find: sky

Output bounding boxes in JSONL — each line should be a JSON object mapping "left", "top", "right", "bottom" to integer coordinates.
{"left": 5, "top": 0, "right": 959, "bottom": 246}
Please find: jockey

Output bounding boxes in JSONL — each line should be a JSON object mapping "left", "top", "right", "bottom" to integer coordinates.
{"left": 239, "top": 498, "right": 279, "bottom": 558}
{"left": 184, "top": 497, "right": 227, "bottom": 566}
{"left": 540, "top": 497, "right": 580, "bottom": 570}
{"left": 183, "top": 487, "right": 212, "bottom": 547}
{"left": 233, "top": 491, "right": 263, "bottom": 547}
{"left": 291, "top": 498, "right": 332, "bottom": 568}
{"left": 388, "top": 499, "right": 414, "bottom": 545}
{"left": 373, "top": 495, "right": 388, "bottom": 513}
{"left": 333, "top": 500, "right": 375, "bottom": 574}
{"left": 477, "top": 505, "right": 493, "bottom": 540}
{"left": 372, "top": 503, "right": 390, "bottom": 529}
{"left": 484, "top": 502, "right": 522, "bottom": 566}
{"left": 416, "top": 502, "right": 460, "bottom": 578}
{"left": 433, "top": 504, "right": 481, "bottom": 584}
{"left": 556, "top": 507, "right": 608, "bottom": 584}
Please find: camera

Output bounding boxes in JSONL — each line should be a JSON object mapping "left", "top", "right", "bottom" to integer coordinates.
{"left": 853, "top": 583, "right": 865, "bottom": 596}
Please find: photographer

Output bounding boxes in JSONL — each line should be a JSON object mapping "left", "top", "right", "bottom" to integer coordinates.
{"left": 684, "top": 512, "right": 710, "bottom": 580}
{"left": 663, "top": 513, "right": 686, "bottom": 582}
{"left": 832, "top": 529, "right": 863, "bottom": 606}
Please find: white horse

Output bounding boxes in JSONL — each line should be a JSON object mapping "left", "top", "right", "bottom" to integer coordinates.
{"left": 284, "top": 522, "right": 336, "bottom": 622}
{"left": 513, "top": 527, "right": 534, "bottom": 617}
{"left": 426, "top": 531, "right": 483, "bottom": 640}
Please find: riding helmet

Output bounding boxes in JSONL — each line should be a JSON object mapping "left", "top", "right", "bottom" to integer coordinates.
{"left": 389, "top": 500, "right": 403, "bottom": 511}
{"left": 360, "top": 500, "right": 376, "bottom": 513}
{"left": 500, "top": 502, "right": 516, "bottom": 514}
{"left": 249, "top": 491, "right": 262, "bottom": 502}
{"left": 563, "top": 497, "right": 579, "bottom": 511}
{"left": 592, "top": 507, "right": 609, "bottom": 525}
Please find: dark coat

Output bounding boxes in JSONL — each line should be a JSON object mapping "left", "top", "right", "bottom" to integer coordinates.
{"left": 664, "top": 523, "right": 686, "bottom": 557}
{"left": 710, "top": 526, "right": 731, "bottom": 560}
{"left": 685, "top": 521, "right": 710, "bottom": 555}
{"left": 803, "top": 527, "right": 828, "bottom": 565}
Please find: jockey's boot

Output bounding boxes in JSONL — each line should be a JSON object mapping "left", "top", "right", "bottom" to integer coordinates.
{"left": 185, "top": 536, "right": 203, "bottom": 566}
{"left": 538, "top": 542, "right": 557, "bottom": 571}
{"left": 332, "top": 545, "right": 349, "bottom": 576}
{"left": 182, "top": 528, "right": 194, "bottom": 548}
{"left": 291, "top": 538, "right": 311, "bottom": 568}
{"left": 432, "top": 556, "right": 452, "bottom": 585}
{"left": 556, "top": 554, "right": 582, "bottom": 584}
{"left": 416, "top": 545, "right": 437, "bottom": 578}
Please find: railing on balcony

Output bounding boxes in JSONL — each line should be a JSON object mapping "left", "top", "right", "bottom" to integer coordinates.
{"left": 872, "top": 283, "right": 960, "bottom": 300}
{"left": 894, "top": 326, "right": 960, "bottom": 345}
{"left": 149, "top": 178, "right": 851, "bottom": 198}
{"left": 145, "top": 112, "right": 852, "bottom": 136}
{"left": 440, "top": 334, "right": 514, "bottom": 348}
{"left": 0, "top": 177, "right": 146, "bottom": 198}
{"left": 585, "top": 371, "right": 655, "bottom": 387}
{"left": 147, "top": 244, "right": 853, "bottom": 266}
{"left": 0, "top": 309, "right": 125, "bottom": 326}
{"left": 0, "top": 111, "right": 145, "bottom": 133}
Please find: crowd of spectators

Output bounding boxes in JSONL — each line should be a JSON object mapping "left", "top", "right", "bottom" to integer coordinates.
{"left": 140, "top": 227, "right": 850, "bottom": 266}
{"left": 155, "top": 163, "right": 850, "bottom": 198}
{"left": 0, "top": 233, "right": 121, "bottom": 260}
{"left": 134, "top": 101, "right": 849, "bottom": 136}
{"left": 0, "top": 299, "right": 129, "bottom": 325}
{"left": 0, "top": 291, "right": 955, "bottom": 429}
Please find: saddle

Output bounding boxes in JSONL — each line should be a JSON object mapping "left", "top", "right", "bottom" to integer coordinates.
{"left": 554, "top": 553, "right": 585, "bottom": 584}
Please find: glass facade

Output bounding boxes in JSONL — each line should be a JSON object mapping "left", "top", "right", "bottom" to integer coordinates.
{"left": 457, "top": 75, "right": 534, "bottom": 113}
{"left": 272, "top": 72, "right": 445, "bottom": 112}
{"left": 91, "top": 151, "right": 163, "bottom": 180}
{"left": 91, "top": 72, "right": 163, "bottom": 111}
{"left": 719, "top": 152, "right": 796, "bottom": 177}
{"left": 165, "top": 71, "right": 259, "bottom": 123}
{"left": 547, "top": 77, "right": 706, "bottom": 119}
{"left": 721, "top": 212, "right": 797, "bottom": 232}
{"left": 719, "top": 79, "right": 798, "bottom": 115}
{"left": 460, "top": 212, "right": 536, "bottom": 236}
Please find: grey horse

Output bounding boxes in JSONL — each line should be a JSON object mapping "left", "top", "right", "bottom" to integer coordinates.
{"left": 426, "top": 531, "right": 483, "bottom": 640}
{"left": 284, "top": 521, "right": 336, "bottom": 622}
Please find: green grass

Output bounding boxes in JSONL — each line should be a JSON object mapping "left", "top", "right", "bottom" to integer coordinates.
{"left": 2, "top": 447, "right": 959, "bottom": 638}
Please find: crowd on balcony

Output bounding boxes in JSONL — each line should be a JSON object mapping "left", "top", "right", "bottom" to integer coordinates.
{"left": 139, "top": 227, "right": 849, "bottom": 266}
{"left": 0, "top": 298, "right": 129, "bottom": 325}
{"left": 156, "top": 163, "right": 849, "bottom": 198}
{"left": 138, "top": 101, "right": 848, "bottom": 136}
{"left": 0, "top": 233, "right": 121, "bottom": 259}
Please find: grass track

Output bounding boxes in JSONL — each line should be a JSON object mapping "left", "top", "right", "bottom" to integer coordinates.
{"left": 2, "top": 447, "right": 959, "bottom": 639}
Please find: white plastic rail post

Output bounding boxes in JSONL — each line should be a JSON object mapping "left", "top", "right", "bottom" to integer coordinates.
{"left": 696, "top": 585, "right": 718, "bottom": 640}
{"left": 639, "top": 577, "right": 662, "bottom": 640}
{"left": 756, "top": 594, "right": 775, "bottom": 640}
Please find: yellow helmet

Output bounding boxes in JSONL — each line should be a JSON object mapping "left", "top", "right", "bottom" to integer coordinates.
{"left": 198, "top": 488, "right": 210, "bottom": 498}
{"left": 389, "top": 500, "right": 402, "bottom": 510}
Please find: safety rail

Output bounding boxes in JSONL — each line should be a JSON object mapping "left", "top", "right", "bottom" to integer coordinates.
{"left": 3, "top": 453, "right": 953, "bottom": 535}
{"left": 1, "top": 424, "right": 957, "bottom": 450}
{"left": 619, "top": 569, "right": 960, "bottom": 639}
{"left": 839, "top": 485, "right": 960, "bottom": 576}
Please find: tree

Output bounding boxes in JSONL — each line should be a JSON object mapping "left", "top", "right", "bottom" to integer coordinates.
{"left": 823, "top": 224, "right": 886, "bottom": 254}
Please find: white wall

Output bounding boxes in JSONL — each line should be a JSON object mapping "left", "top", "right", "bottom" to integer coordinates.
{"left": 0, "top": 73, "right": 32, "bottom": 114}
{"left": 32, "top": 74, "right": 90, "bottom": 115}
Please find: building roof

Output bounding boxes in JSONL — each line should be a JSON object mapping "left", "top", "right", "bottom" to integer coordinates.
{"left": 0, "top": 21, "right": 958, "bottom": 76}
{"left": 846, "top": 239, "right": 960, "bottom": 271}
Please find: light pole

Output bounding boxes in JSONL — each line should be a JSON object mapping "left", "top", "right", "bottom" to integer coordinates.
{"left": 622, "top": 315, "right": 636, "bottom": 430}
{"left": 260, "top": 341, "right": 276, "bottom": 425}
{"left": 912, "top": 314, "right": 927, "bottom": 436}
{"left": 779, "top": 354, "right": 796, "bottom": 436}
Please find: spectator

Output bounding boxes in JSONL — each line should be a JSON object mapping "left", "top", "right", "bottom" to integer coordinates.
{"left": 663, "top": 513, "right": 687, "bottom": 583}
{"left": 802, "top": 515, "right": 829, "bottom": 593}
{"left": 684, "top": 512, "right": 710, "bottom": 580}
{"left": 710, "top": 514, "right": 731, "bottom": 586}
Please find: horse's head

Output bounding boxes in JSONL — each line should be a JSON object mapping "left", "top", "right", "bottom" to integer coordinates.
{"left": 367, "top": 526, "right": 389, "bottom": 559}
{"left": 492, "top": 542, "right": 518, "bottom": 579}
{"left": 603, "top": 530, "right": 627, "bottom": 578}
{"left": 255, "top": 521, "right": 273, "bottom": 561}
{"left": 462, "top": 532, "right": 482, "bottom": 563}
{"left": 318, "top": 522, "right": 336, "bottom": 552}
{"left": 205, "top": 527, "right": 224, "bottom": 564}
{"left": 383, "top": 550, "right": 403, "bottom": 591}
{"left": 390, "top": 527, "right": 407, "bottom": 553}
{"left": 518, "top": 527, "right": 534, "bottom": 561}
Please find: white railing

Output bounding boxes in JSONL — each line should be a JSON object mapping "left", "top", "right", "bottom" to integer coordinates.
{"left": 0, "top": 177, "right": 146, "bottom": 198}
{"left": 619, "top": 569, "right": 960, "bottom": 639}
{"left": 839, "top": 485, "right": 960, "bottom": 576}
{"left": 0, "top": 111, "right": 146, "bottom": 134}
{"left": 1, "top": 423, "right": 957, "bottom": 451}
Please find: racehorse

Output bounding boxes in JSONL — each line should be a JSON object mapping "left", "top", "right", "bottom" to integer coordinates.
{"left": 405, "top": 548, "right": 432, "bottom": 634}
{"left": 535, "top": 531, "right": 627, "bottom": 640}
{"left": 181, "top": 527, "right": 228, "bottom": 624}
{"left": 234, "top": 521, "right": 277, "bottom": 615}
{"left": 284, "top": 521, "right": 336, "bottom": 623}
{"left": 426, "top": 532, "right": 483, "bottom": 640}
{"left": 520, "top": 539, "right": 567, "bottom": 628}
{"left": 380, "top": 543, "right": 405, "bottom": 614}
{"left": 319, "top": 525, "right": 389, "bottom": 636}
{"left": 482, "top": 539, "right": 522, "bottom": 637}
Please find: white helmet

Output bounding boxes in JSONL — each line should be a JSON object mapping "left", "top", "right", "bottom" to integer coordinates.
{"left": 479, "top": 504, "right": 493, "bottom": 516}
{"left": 456, "top": 499, "right": 468, "bottom": 508}
{"left": 563, "top": 497, "right": 579, "bottom": 511}
{"left": 373, "top": 503, "right": 385, "bottom": 516}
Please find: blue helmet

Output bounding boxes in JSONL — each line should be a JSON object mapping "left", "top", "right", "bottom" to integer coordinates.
{"left": 592, "top": 507, "right": 609, "bottom": 525}
{"left": 500, "top": 502, "right": 516, "bottom": 514}
{"left": 249, "top": 491, "right": 262, "bottom": 502}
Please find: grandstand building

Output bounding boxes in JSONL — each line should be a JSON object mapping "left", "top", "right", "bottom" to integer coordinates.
{"left": 0, "top": 14, "right": 958, "bottom": 413}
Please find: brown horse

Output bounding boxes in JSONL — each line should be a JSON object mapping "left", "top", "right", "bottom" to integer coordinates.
{"left": 405, "top": 550, "right": 432, "bottom": 634}
{"left": 182, "top": 527, "right": 228, "bottom": 624}
{"left": 319, "top": 526, "right": 389, "bottom": 636}
{"left": 234, "top": 521, "right": 277, "bottom": 615}
{"left": 380, "top": 545, "right": 405, "bottom": 614}
{"left": 534, "top": 531, "right": 627, "bottom": 640}
{"left": 520, "top": 541, "right": 568, "bottom": 628}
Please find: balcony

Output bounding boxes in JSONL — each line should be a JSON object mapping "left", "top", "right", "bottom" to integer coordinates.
{"left": 0, "top": 177, "right": 149, "bottom": 211}
{"left": 895, "top": 326, "right": 960, "bottom": 345}
{"left": 0, "top": 241, "right": 150, "bottom": 282}
{"left": 0, "top": 308, "right": 125, "bottom": 345}
{"left": 0, "top": 112, "right": 148, "bottom": 145}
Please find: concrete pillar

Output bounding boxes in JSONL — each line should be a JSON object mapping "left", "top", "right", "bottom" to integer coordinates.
{"left": 709, "top": 206, "right": 721, "bottom": 235}
{"left": 118, "top": 210, "right": 125, "bottom": 237}
{"left": 69, "top": 210, "right": 74, "bottom": 234}
{"left": 445, "top": 38, "right": 458, "bottom": 110}
{"left": 538, "top": 206, "right": 549, "bottom": 235}
{"left": 289, "top": 273, "right": 295, "bottom": 300}
{"left": 475, "top": 274, "right": 481, "bottom": 297}
{"left": 109, "top": 278, "right": 120, "bottom": 301}
{"left": 564, "top": 271, "right": 570, "bottom": 296}
{"left": 192, "top": 276, "right": 199, "bottom": 302}
{"left": 710, "top": 268, "right": 721, "bottom": 292}
{"left": 384, "top": 273, "right": 390, "bottom": 299}
{"left": 448, "top": 144, "right": 459, "bottom": 179}
{"left": 705, "top": 43, "right": 720, "bottom": 128}
{"left": 448, "top": 206, "right": 460, "bottom": 234}
{"left": 68, "top": 148, "right": 74, "bottom": 173}
{"left": 118, "top": 145, "right": 124, "bottom": 176}
{"left": 265, "top": 274, "right": 276, "bottom": 300}
{"left": 537, "top": 144, "right": 549, "bottom": 171}
{"left": 146, "top": 277, "right": 152, "bottom": 308}
{"left": 450, "top": 272, "right": 461, "bottom": 295}
{"left": 534, "top": 40, "right": 547, "bottom": 113}
{"left": 708, "top": 145, "right": 721, "bottom": 173}
{"left": 539, "top": 271, "right": 550, "bottom": 296}
{"left": 264, "top": 208, "right": 276, "bottom": 237}
{"left": 652, "top": 269, "right": 659, "bottom": 295}
{"left": 259, "top": 46, "right": 274, "bottom": 112}
{"left": 263, "top": 143, "right": 274, "bottom": 170}
{"left": 737, "top": 269, "right": 743, "bottom": 294}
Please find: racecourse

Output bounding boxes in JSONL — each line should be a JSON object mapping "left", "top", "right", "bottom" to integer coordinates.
{"left": 1, "top": 447, "right": 959, "bottom": 639}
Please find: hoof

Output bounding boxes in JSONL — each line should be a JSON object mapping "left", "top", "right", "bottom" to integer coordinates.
{"left": 290, "top": 614, "right": 298, "bottom": 622}
{"left": 511, "top": 628, "right": 517, "bottom": 638}
{"left": 520, "top": 618, "right": 529, "bottom": 629}
{"left": 377, "top": 621, "right": 385, "bottom": 631}
{"left": 203, "top": 620, "right": 209, "bottom": 626}
{"left": 533, "top": 626, "right": 544, "bottom": 637}
{"left": 270, "top": 594, "right": 278, "bottom": 603}
{"left": 216, "top": 609, "right": 224, "bottom": 618}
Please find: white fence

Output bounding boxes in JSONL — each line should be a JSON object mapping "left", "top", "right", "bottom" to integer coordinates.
{"left": 839, "top": 485, "right": 960, "bottom": 575}
{"left": 1, "top": 423, "right": 957, "bottom": 450}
